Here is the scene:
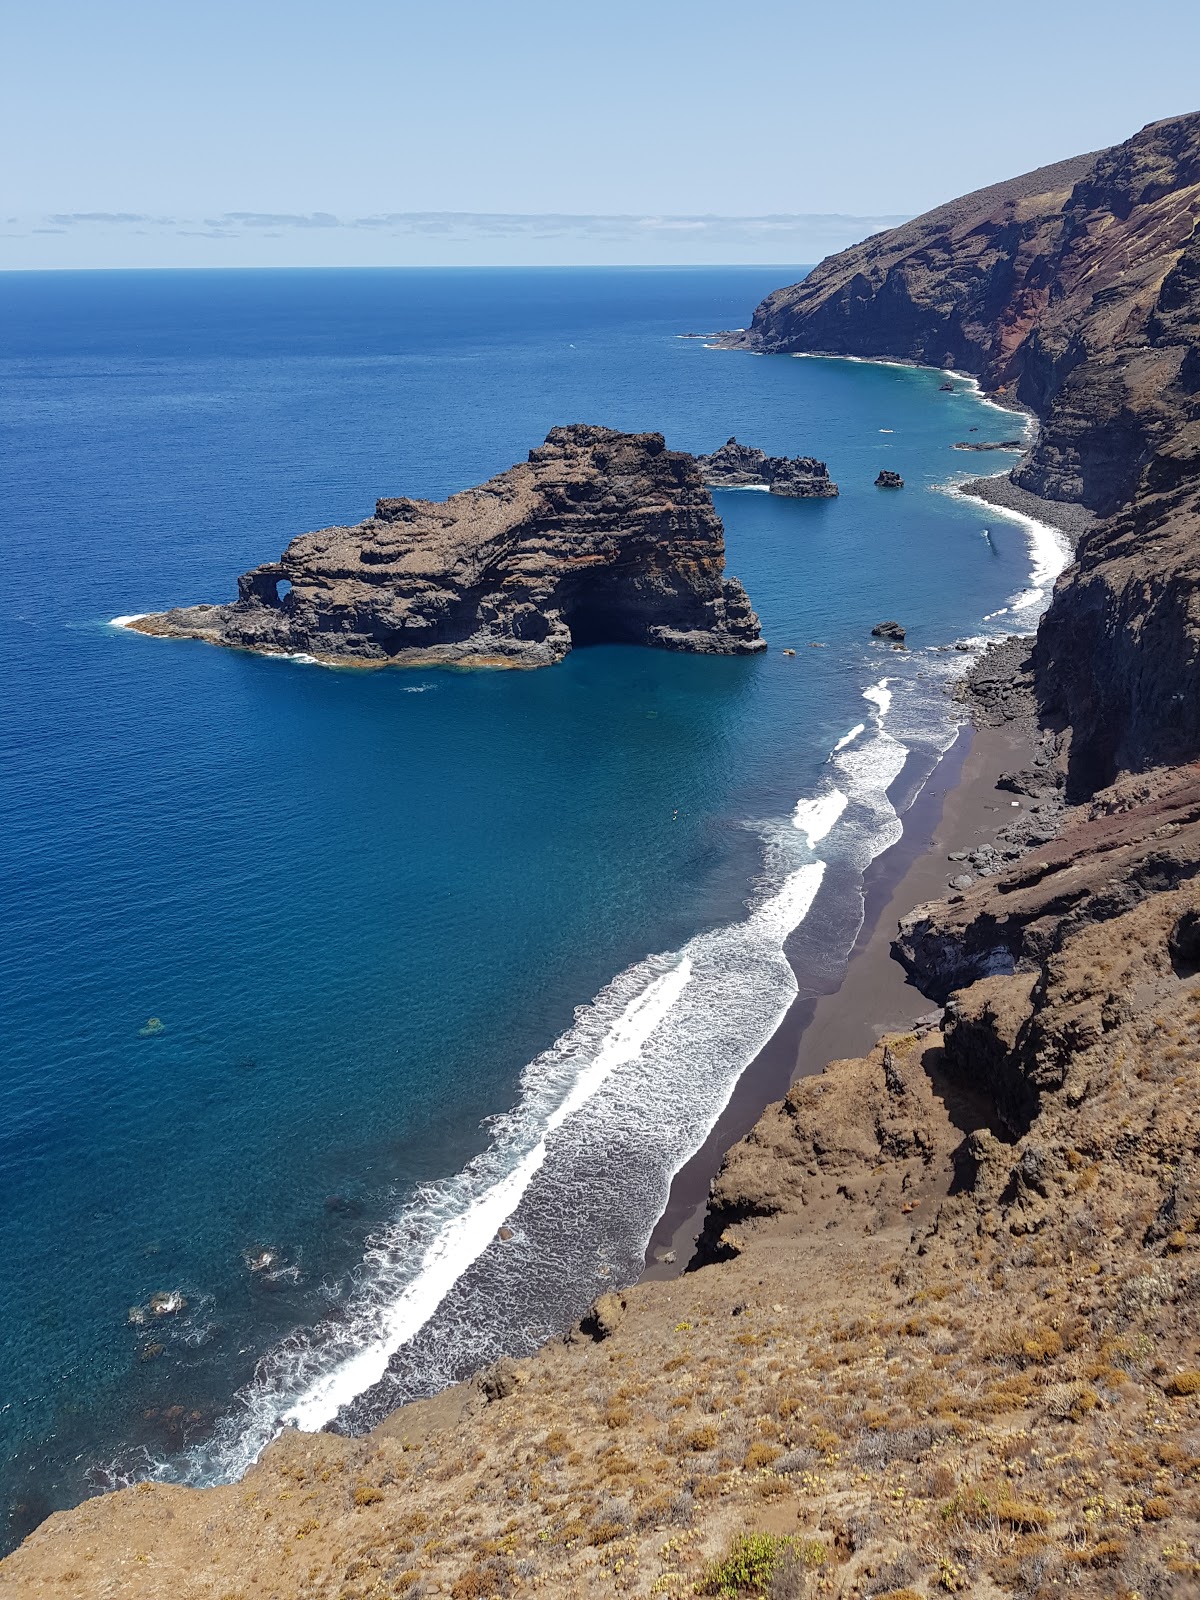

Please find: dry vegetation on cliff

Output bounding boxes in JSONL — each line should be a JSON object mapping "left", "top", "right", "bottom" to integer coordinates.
{"left": 8, "top": 771, "right": 1200, "bottom": 1599}
{"left": 8, "top": 110, "right": 1200, "bottom": 1600}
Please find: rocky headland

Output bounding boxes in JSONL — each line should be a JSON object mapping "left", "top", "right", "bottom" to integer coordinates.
{"left": 697, "top": 438, "right": 839, "bottom": 498}
{"left": 125, "top": 426, "right": 764, "bottom": 668}
{"left": 8, "top": 114, "right": 1200, "bottom": 1598}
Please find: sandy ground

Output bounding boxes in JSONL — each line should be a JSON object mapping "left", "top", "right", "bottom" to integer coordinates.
{"left": 642, "top": 718, "right": 1033, "bottom": 1278}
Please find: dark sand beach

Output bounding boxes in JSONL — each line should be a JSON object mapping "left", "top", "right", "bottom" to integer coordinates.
{"left": 642, "top": 715, "right": 1035, "bottom": 1277}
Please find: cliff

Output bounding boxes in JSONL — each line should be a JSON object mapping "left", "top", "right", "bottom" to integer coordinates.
{"left": 733, "top": 112, "right": 1200, "bottom": 519}
{"left": 128, "top": 426, "right": 765, "bottom": 667}
{"left": 734, "top": 110, "right": 1200, "bottom": 798}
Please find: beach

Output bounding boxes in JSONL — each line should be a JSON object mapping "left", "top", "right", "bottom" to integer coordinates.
{"left": 641, "top": 710, "right": 1039, "bottom": 1277}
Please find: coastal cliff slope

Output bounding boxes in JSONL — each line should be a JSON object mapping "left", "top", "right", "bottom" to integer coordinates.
{"left": 735, "top": 111, "right": 1200, "bottom": 518}
{"left": 737, "top": 110, "right": 1200, "bottom": 797}
{"left": 10, "top": 121, "right": 1200, "bottom": 1598}
{"left": 128, "top": 425, "right": 764, "bottom": 667}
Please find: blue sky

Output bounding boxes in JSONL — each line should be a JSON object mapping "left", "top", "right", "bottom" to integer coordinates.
{"left": 5, "top": 0, "right": 1198, "bottom": 268}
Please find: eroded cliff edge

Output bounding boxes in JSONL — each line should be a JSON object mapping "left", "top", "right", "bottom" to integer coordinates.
{"left": 730, "top": 109, "right": 1200, "bottom": 798}
{"left": 128, "top": 425, "right": 765, "bottom": 667}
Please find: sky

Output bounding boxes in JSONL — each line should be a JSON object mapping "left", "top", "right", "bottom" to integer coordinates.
{"left": 4, "top": 0, "right": 1199, "bottom": 269}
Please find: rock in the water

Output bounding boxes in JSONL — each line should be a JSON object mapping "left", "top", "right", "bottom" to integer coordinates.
{"left": 875, "top": 470, "right": 904, "bottom": 489}
{"left": 952, "top": 439, "right": 1024, "bottom": 451}
{"left": 127, "top": 426, "right": 765, "bottom": 669}
{"left": 871, "top": 620, "right": 906, "bottom": 641}
{"left": 939, "top": 381, "right": 955, "bottom": 391}
{"left": 696, "top": 437, "right": 838, "bottom": 498}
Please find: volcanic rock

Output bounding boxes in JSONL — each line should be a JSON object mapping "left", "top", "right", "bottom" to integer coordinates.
{"left": 951, "top": 439, "right": 1024, "bottom": 451}
{"left": 127, "top": 426, "right": 765, "bottom": 669}
{"left": 870, "top": 620, "right": 906, "bottom": 641}
{"left": 874, "top": 470, "right": 904, "bottom": 488}
{"left": 695, "top": 437, "right": 838, "bottom": 497}
{"left": 727, "top": 111, "right": 1200, "bottom": 520}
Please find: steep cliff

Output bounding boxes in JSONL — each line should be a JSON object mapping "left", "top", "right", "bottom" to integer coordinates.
{"left": 734, "top": 111, "right": 1200, "bottom": 797}
{"left": 734, "top": 112, "right": 1200, "bottom": 520}
{"left": 128, "top": 426, "right": 764, "bottom": 667}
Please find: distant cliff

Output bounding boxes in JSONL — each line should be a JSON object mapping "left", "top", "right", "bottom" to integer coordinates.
{"left": 129, "top": 426, "right": 765, "bottom": 668}
{"left": 732, "top": 111, "right": 1200, "bottom": 797}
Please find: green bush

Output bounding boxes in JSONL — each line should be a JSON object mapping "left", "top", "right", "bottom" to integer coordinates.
{"left": 699, "top": 1532, "right": 825, "bottom": 1596}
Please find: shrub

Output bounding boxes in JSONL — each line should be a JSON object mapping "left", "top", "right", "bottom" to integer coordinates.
{"left": 744, "top": 1442, "right": 782, "bottom": 1471}
{"left": 699, "top": 1533, "right": 824, "bottom": 1597}
{"left": 352, "top": 1482, "right": 383, "bottom": 1507}
{"left": 995, "top": 1498, "right": 1051, "bottom": 1532}
{"left": 685, "top": 1424, "right": 718, "bottom": 1452}
{"left": 1166, "top": 1370, "right": 1200, "bottom": 1396}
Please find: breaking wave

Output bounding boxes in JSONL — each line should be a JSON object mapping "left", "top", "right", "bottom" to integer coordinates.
{"left": 156, "top": 660, "right": 960, "bottom": 1490}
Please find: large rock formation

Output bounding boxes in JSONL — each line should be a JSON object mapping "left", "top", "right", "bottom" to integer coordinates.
{"left": 730, "top": 110, "right": 1200, "bottom": 797}
{"left": 696, "top": 437, "right": 838, "bottom": 497}
{"left": 731, "top": 112, "right": 1200, "bottom": 519}
{"left": 128, "top": 426, "right": 765, "bottom": 667}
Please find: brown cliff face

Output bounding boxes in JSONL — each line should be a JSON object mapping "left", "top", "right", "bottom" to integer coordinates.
{"left": 129, "top": 425, "right": 764, "bottom": 667}
{"left": 738, "top": 111, "right": 1200, "bottom": 798}
{"left": 738, "top": 112, "right": 1200, "bottom": 520}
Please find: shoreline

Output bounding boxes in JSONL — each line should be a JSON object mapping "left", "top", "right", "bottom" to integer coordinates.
{"left": 642, "top": 709, "right": 1037, "bottom": 1279}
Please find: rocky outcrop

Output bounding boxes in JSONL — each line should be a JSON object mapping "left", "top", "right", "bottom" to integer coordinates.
{"left": 894, "top": 763, "right": 1200, "bottom": 1001}
{"left": 1036, "top": 463, "right": 1200, "bottom": 797}
{"left": 874, "top": 469, "right": 904, "bottom": 488}
{"left": 730, "top": 112, "right": 1200, "bottom": 519}
{"left": 870, "top": 620, "right": 906, "bottom": 641}
{"left": 128, "top": 426, "right": 765, "bottom": 668}
{"left": 695, "top": 437, "right": 838, "bottom": 497}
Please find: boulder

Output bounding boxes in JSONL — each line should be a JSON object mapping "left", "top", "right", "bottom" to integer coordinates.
{"left": 871, "top": 620, "right": 906, "bottom": 641}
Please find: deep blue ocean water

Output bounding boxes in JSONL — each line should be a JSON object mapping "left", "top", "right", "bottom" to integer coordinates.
{"left": 0, "top": 266, "right": 1058, "bottom": 1543}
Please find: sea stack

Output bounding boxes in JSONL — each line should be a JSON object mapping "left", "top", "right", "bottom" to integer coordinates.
{"left": 126, "top": 426, "right": 766, "bottom": 668}
{"left": 874, "top": 470, "right": 904, "bottom": 489}
{"left": 696, "top": 438, "right": 839, "bottom": 497}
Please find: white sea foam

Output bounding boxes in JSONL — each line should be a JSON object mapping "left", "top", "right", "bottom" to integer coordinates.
{"left": 282, "top": 956, "right": 696, "bottom": 1433}
{"left": 946, "top": 474, "right": 1073, "bottom": 615}
{"left": 109, "top": 613, "right": 149, "bottom": 628}
{"left": 862, "top": 678, "right": 892, "bottom": 718}
{"left": 179, "top": 848, "right": 830, "bottom": 1482}
{"left": 792, "top": 789, "right": 848, "bottom": 846}
{"left": 165, "top": 645, "right": 963, "bottom": 1490}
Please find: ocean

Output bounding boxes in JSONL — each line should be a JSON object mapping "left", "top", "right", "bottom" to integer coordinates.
{"left": 0, "top": 266, "right": 1066, "bottom": 1544}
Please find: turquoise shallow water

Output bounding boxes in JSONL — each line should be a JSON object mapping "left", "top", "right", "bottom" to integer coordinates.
{"left": 0, "top": 267, "right": 1055, "bottom": 1541}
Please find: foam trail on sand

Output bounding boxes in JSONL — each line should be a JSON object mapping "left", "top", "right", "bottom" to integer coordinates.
{"left": 162, "top": 661, "right": 965, "bottom": 1488}
{"left": 862, "top": 678, "right": 892, "bottom": 717}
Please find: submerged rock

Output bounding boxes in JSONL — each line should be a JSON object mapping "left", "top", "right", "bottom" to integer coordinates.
{"left": 127, "top": 426, "right": 765, "bottom": 669}
{"left": 696, "top": 437, "right": 839, "bottom": 498}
